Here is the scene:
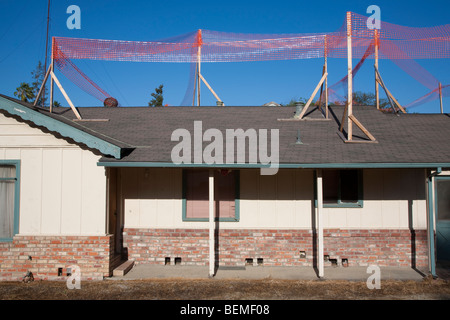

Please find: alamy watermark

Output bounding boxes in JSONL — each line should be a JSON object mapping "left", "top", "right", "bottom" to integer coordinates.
{"left": 66, "top": 265, "right": 81, "bottom": 289}
{"left": 171, "top": 121, "right": 279, "bottom": 175}
{"left": 366, "top": 265, "right": 381, "bottom": 289}
{"left": 67, "top": 5, "right": 81, "bottom": 30}
{"left": 366, "top": 5, "right": 381, "bottom": 30}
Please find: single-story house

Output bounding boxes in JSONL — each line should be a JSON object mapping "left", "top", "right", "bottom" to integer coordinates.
{"left": 0, "top": 93, "right": 449, "bottom": 280}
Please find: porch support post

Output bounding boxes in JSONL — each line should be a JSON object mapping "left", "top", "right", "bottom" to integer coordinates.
{"left": 316, "top": 169, "right": 324, "bottom": 278}
{"left": 427, "top": 169, "right": 440, "bottom": 278}
{"left": 209, "top": 169, "right": 215, "bottom": 277}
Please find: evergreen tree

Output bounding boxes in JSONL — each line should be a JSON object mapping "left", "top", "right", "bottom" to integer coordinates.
{"left": 31, "top": 61, "right": 46, "bottom": 106}
{"left": 148, "top": 84, "right": 164, "bottom": 107}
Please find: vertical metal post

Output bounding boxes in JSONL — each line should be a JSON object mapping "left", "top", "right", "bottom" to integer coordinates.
{"left": 347, "top": 12, "right": 353, "bottom": 140}
{"left": 427, "top": 174, "right": 437, "bottom": 278}
{"left": 208, "top": 169, "right": 215, "bottom": 277}
{"left": 439, "top": 82, "right": 443, "bottom": 114}
{"left": 43, "top": 0, "right": 51, "bottom": 107}
{"left": 316, "top": 169, "right": 324, "bottom": 278}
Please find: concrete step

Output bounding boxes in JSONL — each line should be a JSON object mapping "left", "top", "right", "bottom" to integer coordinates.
{"left": 113, "top": 260, "right": 134, "bottom": 277}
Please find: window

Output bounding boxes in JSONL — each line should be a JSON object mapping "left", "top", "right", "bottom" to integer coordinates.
{"left": 0, "top": 161, "right": 20, "bottom": 241}
{"left": 183, "top": 169, "right": 239, "bottom": 221}
{"left": 322, "top": 169, "right": 362, "bottom": 207}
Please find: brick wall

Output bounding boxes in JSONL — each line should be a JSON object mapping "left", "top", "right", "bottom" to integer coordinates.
{"left": 124, "top": 228, "right": 429, "bottom": 268}
{"left": 0, "top": 235, "right": 114, "bottom": 281}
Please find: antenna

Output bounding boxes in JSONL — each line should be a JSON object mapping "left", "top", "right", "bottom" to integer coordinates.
{"left": 43, "top": 0, "right": 51, "bottom": 107}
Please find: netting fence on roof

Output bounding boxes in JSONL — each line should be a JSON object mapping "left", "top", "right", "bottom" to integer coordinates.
{"left": 50, "top": 11, "right": 450, "bottom": 107}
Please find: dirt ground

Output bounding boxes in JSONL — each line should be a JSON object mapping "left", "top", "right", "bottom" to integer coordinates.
{"left": 0, "top": 276, "right": 449, "bottom": 300}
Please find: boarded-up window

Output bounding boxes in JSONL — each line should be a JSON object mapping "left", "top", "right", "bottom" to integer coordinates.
{"left": 184, "top": 169, "right": 238, "bottom": 220}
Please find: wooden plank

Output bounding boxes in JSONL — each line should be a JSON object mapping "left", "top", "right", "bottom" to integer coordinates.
{"left": 199, "top": 73, "right": 224, "bottom": 105}
{"left": 197, "top": 43, "right": 201, "bottom": 107}
{"left": 317, "top": 64, "right": 326, "bottom": 113}
{"left": 296, "top": 72, "right": 328, "bottom": 119}
{"left": 337, "top": 130, "right": 378, "bottom": 144}
{"left": 325, "top": 59, "right": 328, "bottom": 119}
{"left": 347, "top": 11, "right": 353, "bottom": 141}
{"left": 113, "top": 260, "right": 134, "bottom": 277}
{"left": 349, "top": 114, "right": 376, "bottom": 141}
{"left": 50, "top": 71, "right": 82, "bottom": 120}
{"left": 339, "top": 102, "right": 348, "bottom": 132}
{"left": 192, "top": 62, "right": 198, "bottom": 106}
{"left": 50, "top": 58, "right": 54, "bottom": 112}
{"left": 277, "top": 118, "right": 331, "bottom": 122}
{"left": 376, "top": 76, "right": 397, "bottom": 112}
{"left": 374, "top": 29, "right": 379, "bottom": 110}
{"left": 375, "top": 68, "right": 406, "bottom": 113}
{"left": 73, "top": 119, "right": 110, "bottom": 122}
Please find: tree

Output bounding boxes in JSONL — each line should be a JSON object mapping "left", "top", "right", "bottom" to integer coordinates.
{"left": 148, "top": 84, "right": 164, "bottom": 107}
{"left": 281, "top": 97, "right": 310, "bottom": 106}
{"left": 31, "top": 61, "right": 46, "bottom": 106}
{"left": 14, "top": 82, "right": 34, "bottom": 102}
{"left": 53, "top": 101, "right": 63, "bottom": 107}
{"left": 352, "top": 91, "right": 394, "bottom": 112}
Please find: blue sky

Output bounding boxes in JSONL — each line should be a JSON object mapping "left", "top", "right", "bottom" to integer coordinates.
{"left": 0, "top": 0, "right": 448, "bottom": 112}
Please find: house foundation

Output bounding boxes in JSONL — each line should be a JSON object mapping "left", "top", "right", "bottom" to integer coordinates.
{"left": 123, "top": 228, "right": 428, "bottom": 269}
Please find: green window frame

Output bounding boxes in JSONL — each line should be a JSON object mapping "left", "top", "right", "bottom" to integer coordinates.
{"left": 316, "top": 169, "right": 363, "bottom": 208}
{"left": 182, "top": 169, "right": 240, "bottom": 222}
{"left": 0, "top": 160, "right": 20, "bottom": 242}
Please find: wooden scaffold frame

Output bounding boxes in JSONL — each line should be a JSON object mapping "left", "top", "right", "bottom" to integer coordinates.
{"left": 192, "top": 30, "right": 225, "bottom": 107}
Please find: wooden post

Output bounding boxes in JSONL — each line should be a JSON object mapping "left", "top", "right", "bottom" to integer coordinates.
{"left": 296, "top": 72, "right": 328, "bottom": 119}
{"left": 208, "top": 169, "right": 215, "bottom": 277}
{"left": 347, "top": 11, "right": 353, "bottom": 141}
{"left": 199, "top": 74, "right": 224, "bottom": 105}
{"left": 316, "top": 169, "right": 324, "bottom": 278}
{"left": 374, "top": 29, "right": 379, "bottom": 110}
{"left": 50, "top": 71, "right": 82, "bottom": 120}
{"left": 439, "top": 82, "right": 443, "bottom": 114}
{"left": 324, "top": 35, "right": 328, "bottom": 119}
{"left": 192, "top": 62, "right": 198, "bottom": 106}
{"left": 375, "top": 67, "right": 407, "bottom": 113}
{"left": 339, "top": 101, "right": 348, "bottom": 133}
{"left": 197, "top": 30, "right": 202, "bottom": 107}
{"left": 49, "top": 57, "right": 54, "bottom": 112}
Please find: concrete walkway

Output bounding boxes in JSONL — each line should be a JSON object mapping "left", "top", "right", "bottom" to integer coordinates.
{"left": 112, "top": 264, "right": 429, "bottom": 281}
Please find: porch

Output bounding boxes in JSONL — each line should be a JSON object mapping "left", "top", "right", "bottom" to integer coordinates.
{"left": 111, "top": 264, "right": 431, "bottom": 281}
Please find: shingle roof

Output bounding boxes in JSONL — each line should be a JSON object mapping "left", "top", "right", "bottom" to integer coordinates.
{"left": 1, "top": 94, "right": 450, "bottom": 167}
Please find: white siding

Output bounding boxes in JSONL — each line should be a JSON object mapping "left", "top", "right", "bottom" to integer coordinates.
{"left": 121, "top": 167, "right": 427, "bottom": 230}
{"left": 0, "top": 113, "right": 107, "bottom": 236}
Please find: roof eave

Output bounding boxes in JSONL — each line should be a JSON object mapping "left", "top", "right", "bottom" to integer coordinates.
{"left": 97, "top": 161, "right": 450, "bottom": 169}
{"left": 0, "top": 96, "right": 122, "bottom": 159}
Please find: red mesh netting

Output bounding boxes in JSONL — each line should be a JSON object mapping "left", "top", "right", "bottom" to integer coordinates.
{"left": 51, "top": 11, "right": 450, "bottom": 106}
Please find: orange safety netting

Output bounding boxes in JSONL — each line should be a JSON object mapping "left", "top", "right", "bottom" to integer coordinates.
{"left": 51, "top": 12, "right": 450, "bottom": 107}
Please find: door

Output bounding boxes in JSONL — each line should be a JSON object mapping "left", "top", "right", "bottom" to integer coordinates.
{"left": 108, "top": 168, "right": 123, "bottom": 255}
{"left": 436, "top": 178, "right": 450, "bottom": 263}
